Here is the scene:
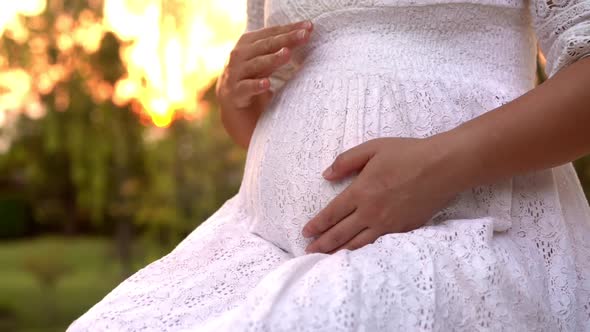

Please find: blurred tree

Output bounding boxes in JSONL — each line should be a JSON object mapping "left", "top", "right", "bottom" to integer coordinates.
{"left": 136, "top": 100, "right": 245, "bottom": 252}
{"left": 0, "top": 0, "right": 245, "bottom": 275}
{"left": 23, "top": 243, "right": 70, "bottom": 325}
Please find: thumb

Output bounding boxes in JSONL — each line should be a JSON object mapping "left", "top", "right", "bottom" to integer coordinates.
{"left": 322, "top": 140, "right": 378, "bottom": 180}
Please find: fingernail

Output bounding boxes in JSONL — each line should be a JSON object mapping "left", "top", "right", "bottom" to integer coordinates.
{"left": 301, "top": 21, "right": 312, "bottom": 29}
{"left": 259, "top": 79, "right": 269, "bottom": 90}
{"left": 298, "top": 29, "right": 307, "bottom": 40}
{"left": 277, "top": 47, "right": 287, "bottom": 56}
{"left": 322, "top": 166, "right": 333, "bottom": 178}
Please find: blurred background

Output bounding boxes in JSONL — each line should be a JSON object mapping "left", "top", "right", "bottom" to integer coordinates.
{"left": 0, "top": 1, "right": 247, "bottom": 331}
{"left": 0, "top": 1, "right": 589, "bottom": 331}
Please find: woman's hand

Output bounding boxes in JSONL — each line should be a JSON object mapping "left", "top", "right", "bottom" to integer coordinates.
{"left": 217, "top": 20, "right": 312, "bottom": 109}
{"left": 302, "top": 136, "right": 463, "bottom": 254}
{"left": 216, "top": 20, "right": 313, "bottom": 148}
{"left": 302, "top": 56, "right": 590, "bottom": 255}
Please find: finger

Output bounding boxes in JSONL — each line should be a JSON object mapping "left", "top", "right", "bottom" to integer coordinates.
{"left": 238, "top": 47, "right": 291, "bottom": 80}
{"left": 302, "top": 185, "right": 357, "bottom": 238}
{"left": 233, "top": 78, "right": 271, "bottom": 106}
{"left": 305, "top": 213, "right": 367, "bottom": 254}
{"left": 241, "top": 20, "right": 312, "bottom": 43}
{"left": 327, "top": 228, "right": 381, "bottom": 254}
{"left": 242, "top": 28, "right": 310, "bottom": 60}
{"left": 322, "top": 140, "right": 380, "bottom": 180}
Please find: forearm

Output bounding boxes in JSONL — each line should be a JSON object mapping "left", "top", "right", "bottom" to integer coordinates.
{"left": 433, "top": 56, "right": 590, "bottom": 192}
{"left": 219, "top": 101, "right": 263, "bottom": 149}
{"left": 217, "top": 74, "right": 273, "bottom": 149}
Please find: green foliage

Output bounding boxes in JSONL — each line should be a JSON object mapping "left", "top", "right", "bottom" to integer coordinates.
{"left": 136, "top": 108, "right": 245, "bottom": 247}
{"left": 0, "top": 196, "right": 29, "bottom": 238}
{"left": 0, "top": 236, "right": 140, "bottom": 331}
{"left": 23, "top": 244, "right": 70, "bottom": 287}
{"left": 574, "top": 157, "right": 590, "bottom": 199}
{"left": 0, "top": 238, "right": 119, "bottom": 331}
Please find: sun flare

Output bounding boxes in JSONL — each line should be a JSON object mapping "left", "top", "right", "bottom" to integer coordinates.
{"left": 104, "top": 0, "right": 246, "bottom": 127}
{"left": 0, "top": 0, "right": 247, "bottom": 127}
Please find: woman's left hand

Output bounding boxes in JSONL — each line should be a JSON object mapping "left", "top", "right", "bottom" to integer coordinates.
{"left": 302, "top": 136, "right": 463, "bottom": 254}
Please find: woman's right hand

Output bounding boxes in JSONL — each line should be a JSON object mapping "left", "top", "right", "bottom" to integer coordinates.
{"left": 216, "top": 20, "right": 314, "bottom": 148}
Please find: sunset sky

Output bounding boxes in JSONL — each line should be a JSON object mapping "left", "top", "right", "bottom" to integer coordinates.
{"left": 0, "top": 0, "right": 247, "bottom": 127}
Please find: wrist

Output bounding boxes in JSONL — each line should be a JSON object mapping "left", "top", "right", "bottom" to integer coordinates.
{"left": 424, "top": 127, "right": 484, "bottom": 194}
{"left": 219, "top": 103, "right": 257, "bottom": 149}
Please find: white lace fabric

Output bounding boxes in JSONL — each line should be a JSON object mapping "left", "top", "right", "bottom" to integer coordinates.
{"left": 68, "top": 0, "right": 590, "bottom": 331}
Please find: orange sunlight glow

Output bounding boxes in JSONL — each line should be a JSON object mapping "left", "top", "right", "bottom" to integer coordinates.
{"left": 0, "top": 0, "right": 47, "bottom": 127}
{"left": 0, "top": 0, "right": 247, "bottom": 128}
{"left": 0, "top": 0, "right": 46, "bottom": 37}
{"left": 104, "top": 0, "right": 247, "bottom": 127}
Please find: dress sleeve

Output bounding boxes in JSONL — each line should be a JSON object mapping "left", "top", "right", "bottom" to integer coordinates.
{"left": 530, "top": 0, "right": 590, "bottom": 78}
{"left": 245, "top": 0, "right": 296, "bottom": 92}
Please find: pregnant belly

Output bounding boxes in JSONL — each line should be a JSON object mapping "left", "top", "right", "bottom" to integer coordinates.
{"left": 240, "top": 74, "right": 524, "bottom": 256}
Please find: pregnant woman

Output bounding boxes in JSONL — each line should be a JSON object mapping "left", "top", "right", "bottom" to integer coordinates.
{"left": 69, "top": 0, "right": 590, "bottom": 330}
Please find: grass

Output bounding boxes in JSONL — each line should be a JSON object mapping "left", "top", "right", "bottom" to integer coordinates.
{"left": 0, "top": 236, "right": 165, "bottom": 332}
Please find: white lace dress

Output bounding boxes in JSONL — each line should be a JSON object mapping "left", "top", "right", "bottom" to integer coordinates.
{"left": 69, "top": 0, "right": 590, "bottom": 331}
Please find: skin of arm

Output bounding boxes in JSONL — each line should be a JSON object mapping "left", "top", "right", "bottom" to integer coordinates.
{"left": 217, "top": 87, "right": 269, "bottom": 149}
